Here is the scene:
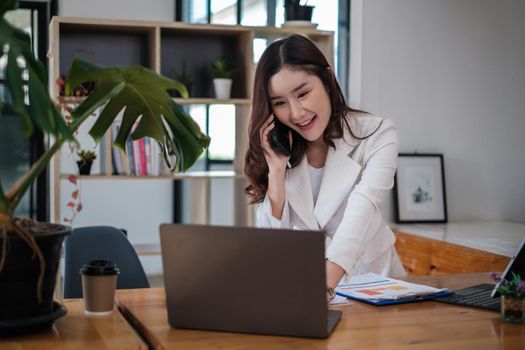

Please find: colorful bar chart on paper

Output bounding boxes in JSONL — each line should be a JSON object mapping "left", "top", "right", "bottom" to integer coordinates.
{"left": 336, "top": 273, "right": 449, "bottom": 301}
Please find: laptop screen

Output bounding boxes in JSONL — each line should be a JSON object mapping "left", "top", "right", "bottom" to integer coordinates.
{"left": 492, "top": 236, "right": 525, "bottom": 297}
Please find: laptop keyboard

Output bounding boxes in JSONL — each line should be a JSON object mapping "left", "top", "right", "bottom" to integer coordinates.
{"left": 435, "top": 284, "right": 500, "bottom": 311}
{"left": 447, "top": 290, "right": 500, "bottom": 308}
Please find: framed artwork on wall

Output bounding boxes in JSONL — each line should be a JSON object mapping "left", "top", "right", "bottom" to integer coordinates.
{"left": 393, "top": 153, "right": 447, "bottom": 223}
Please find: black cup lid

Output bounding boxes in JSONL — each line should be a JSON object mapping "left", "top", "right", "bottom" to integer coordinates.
{"left": 80, "top": 259, "right": 119, "bottom": 276}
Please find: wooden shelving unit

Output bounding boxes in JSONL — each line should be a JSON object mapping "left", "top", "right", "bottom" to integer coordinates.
{"left": 48, "top": 16, "right": 334, "bottom": 226}
{"left": 173, "top": 98, "right": 251, "bottom": 105}
{"left": 58, "top": 171, "right": 244, "bottom": 181}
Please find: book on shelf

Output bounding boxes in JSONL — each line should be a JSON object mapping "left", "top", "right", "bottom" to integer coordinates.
{"left": 132, "top": 137, "right": 141, "bottom": 175}
{"left": 111, "top": 122, "right": 161, "bottom": 176}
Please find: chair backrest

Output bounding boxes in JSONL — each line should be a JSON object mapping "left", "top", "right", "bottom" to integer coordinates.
{"left": 63, "top": 226, "right": 150, "bottom": 298}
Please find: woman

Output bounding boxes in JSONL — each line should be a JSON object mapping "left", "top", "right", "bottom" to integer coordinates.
{"left": 244, "top": 35, "right": 405, "bottom": 299}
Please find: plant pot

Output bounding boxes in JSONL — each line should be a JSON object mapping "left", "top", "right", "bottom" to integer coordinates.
{"left": 501, "top": 295, "right": 525, "bottom": 324}
{"left": 213, "top": 78, "right": 233, "bottom": 99}
{"left": 285, "top": 4, "right": 314, "bottom": 22}
{"left": 0, "top": 222, "right": 70, "bottom": 330}
{"left": 77, "top": 160, "right": 93, "bottom": 175}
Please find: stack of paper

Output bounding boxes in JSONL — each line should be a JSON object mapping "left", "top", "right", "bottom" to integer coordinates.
{"left": 336, "top": 273, "right": 452, "bottom": 306}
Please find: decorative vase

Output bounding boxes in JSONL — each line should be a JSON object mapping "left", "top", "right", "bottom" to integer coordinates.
{"left": 0, "top": 222, "right": 70, "bottom": 333}
{"left": 77, "top": 160, "right": 93, "bottom": 175}
{"left": 285, "top": 4, "right": 314, "bottom": 21}
{"left": 501, "top": 295, "right": 525, "bottom": 324}
{"left": 213, "top": 78, "right": 232, "bottom": 99}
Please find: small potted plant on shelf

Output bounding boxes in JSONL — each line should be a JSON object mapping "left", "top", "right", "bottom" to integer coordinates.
{"left": 171, "top": 59, "right": 194, "bottom": 97}
{"left": 0, "top": 0, "right": 210, "bottom": 333}
{"left": 491, "top": 272, "right": 525, "bottom": 324}
{"left": 284, "top": 0, "right": 315, "bottom": 22}
{"left": 211, "top": 57, "right": 234, "bottom": 99}
{"left": 76, "top": 149, "right": 97, "bottom": 175}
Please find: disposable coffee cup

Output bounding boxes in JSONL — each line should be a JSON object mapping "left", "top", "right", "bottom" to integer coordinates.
{"left": 80, "top": 259, "right": 119, "bottom": 317}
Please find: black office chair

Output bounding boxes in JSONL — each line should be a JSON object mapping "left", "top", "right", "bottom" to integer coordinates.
{"left": 63, "top": 226, "right": 150, "bottom": 298}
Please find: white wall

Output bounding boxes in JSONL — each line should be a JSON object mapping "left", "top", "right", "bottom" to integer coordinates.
{"left": 351, "top": 0, "right": 525, "bottom": 222}
{"left": 59, "top": 0, "right": 175, "bottom": 21}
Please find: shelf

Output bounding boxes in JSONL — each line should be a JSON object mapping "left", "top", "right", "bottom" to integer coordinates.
{"left": 160, "top": 27, "right": 251, "bottom": 99}
{"left": 59, "top": 170, "right": 244, "bottom": 180}
{"left": 173, "top": 98, "right": 251, "bottom": 105}
{"left": 248, "top": 25, "right": 333, "bottom": 36}
{"left": 58, "top": 96, "right": 251, "bottom": 105}
{"left": 58, "top": 23, "right": 154, "bottom": 74}
{"left": 50, "top": 17, "right": 334, "bottom": 226}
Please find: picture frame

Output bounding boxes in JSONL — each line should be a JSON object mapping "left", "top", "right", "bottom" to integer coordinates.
{"left": 393, "top": 153, "right": 447, "bottom": 223}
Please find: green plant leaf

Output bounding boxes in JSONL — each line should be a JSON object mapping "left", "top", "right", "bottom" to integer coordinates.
{"left": 211, "top": 57, "right": 234, "bottom": 79}
{"left": 0, "top": 0, "right": 17, "bottom": 17}
{"left": 5, "top": 49, "right": 32, "bottom": 136}
{"left": 162, "top": 100, "right": 211, "bottom": 170}
{"left": 66, "top": 57, "right": 207, "bottom": 171}
{"left": 0, "top": 4, "right": 75, "bottom": 215}
{"left": 6, "top": 139, "right": 64, "bottom": 214}
{"left": 114, "top": 104, "right": 141, "bottom": 150}
{"left": 69, "top": 81, "right": 125, "bottom": 130}
{"left": 0, "top": 11, "right": 73, "bottom": 141}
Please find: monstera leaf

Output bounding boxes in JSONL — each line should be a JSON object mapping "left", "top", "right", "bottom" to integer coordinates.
{"left": 0, "top": 0, "right": 73, "bottom": 215}
{"left": 0, "top": 0, "right": 72, "bottom": 140}
{"left": 0, "top": 0, "right": 210, "bottom": 303}
{"left": 0, "top": 0, "right": 209, "bottom": 217}
{"left": 66, "top": 57, "right": 210, "bottom": 172}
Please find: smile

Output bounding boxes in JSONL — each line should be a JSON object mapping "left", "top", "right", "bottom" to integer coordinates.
{"left": 296, "top": 116, "right": 316, "bottom": 131}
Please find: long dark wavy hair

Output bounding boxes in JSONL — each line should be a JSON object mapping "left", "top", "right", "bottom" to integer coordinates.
{"left": 244, "top": 34, "right": 370, "bottom": 203}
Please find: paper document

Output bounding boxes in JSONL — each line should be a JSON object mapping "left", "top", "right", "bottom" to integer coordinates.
{"left": 330, "top": 294, "right": 352, "bottom": 305}
{"left": 335, "top": 273, "right": 452, "bottom": 306}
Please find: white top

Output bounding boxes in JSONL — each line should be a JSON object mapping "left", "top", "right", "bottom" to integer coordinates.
{"left": 308, "top": 164, "right": 324, "bottom": 205}
{"left": 256, "top": 114, "right": 406, "bottom": 278}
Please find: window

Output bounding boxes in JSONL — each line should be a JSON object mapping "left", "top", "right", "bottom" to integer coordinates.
{"left": 211, "top": 0, "right": 237, "bottom": 24}
{"left": 180, "top": 0, "right": 350, "bottom": 171}
{"left": 208, "top": 105, "right": 236, "bottom": 161}
{"left": 241, "top": 0, "right": 267, "bottom": 26}
{"left": 185, "top": 104, "right": 236, "bottom": 170}
{"left": 0, "top": 1, "right": 54, "bottom": 221}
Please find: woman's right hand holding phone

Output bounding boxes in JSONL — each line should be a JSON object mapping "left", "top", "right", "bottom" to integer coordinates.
{"left": 260, "top": 114, "right": 291, "bottom": 173}
{"left": 260, "top": 114, "right": 290, "bottom": 220}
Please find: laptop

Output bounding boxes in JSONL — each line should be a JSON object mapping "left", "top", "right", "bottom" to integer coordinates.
{"left": 159, "top": 224, "right": 342, "bottom": 338}
{"left": 434, "top": 236, "right": 525, "bottom": 311}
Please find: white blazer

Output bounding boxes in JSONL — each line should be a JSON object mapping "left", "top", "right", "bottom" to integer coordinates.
{"left": 256, "top": 114, "right": 405, "bottom": 279}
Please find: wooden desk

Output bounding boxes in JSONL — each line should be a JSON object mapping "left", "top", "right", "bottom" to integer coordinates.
{"left": 0, "top": 299, "right": 147, "bottom": 350}
{"left": 394, "top": 221, "right": 525, "bottom": 275}
{"left": 116, "top": 273, "right": 525, "bottom": 350}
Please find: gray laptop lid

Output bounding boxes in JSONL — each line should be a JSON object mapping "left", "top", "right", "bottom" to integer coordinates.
{"left": 160, "top": 224, "right": 341, "bottom": 338}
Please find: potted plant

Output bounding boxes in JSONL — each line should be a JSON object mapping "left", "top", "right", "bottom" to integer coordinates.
{"left": 284, "top": 0, "right": 315, "bottom": 22}
{"left": 0, "top": 0, "right": 210, "bottom": 332}
{"left": 76, "top": 149, "right": 97, "bottom": 175}
{"left": 211, "top": 57, "right": 234, "bottom": 99}
{"left": 171, "top": 59, "right": 194, "bottom": 97}
{"left": 491, "top": 272, "right": 525, "bottom": 323}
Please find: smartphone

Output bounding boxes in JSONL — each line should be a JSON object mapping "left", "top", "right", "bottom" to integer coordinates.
{"left": 269, "top": 119, "right": 292, "bottom": 157}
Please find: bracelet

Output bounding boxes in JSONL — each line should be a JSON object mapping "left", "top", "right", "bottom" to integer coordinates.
{"left": 327, "top": 287, "right": 336, "bottom": 300}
